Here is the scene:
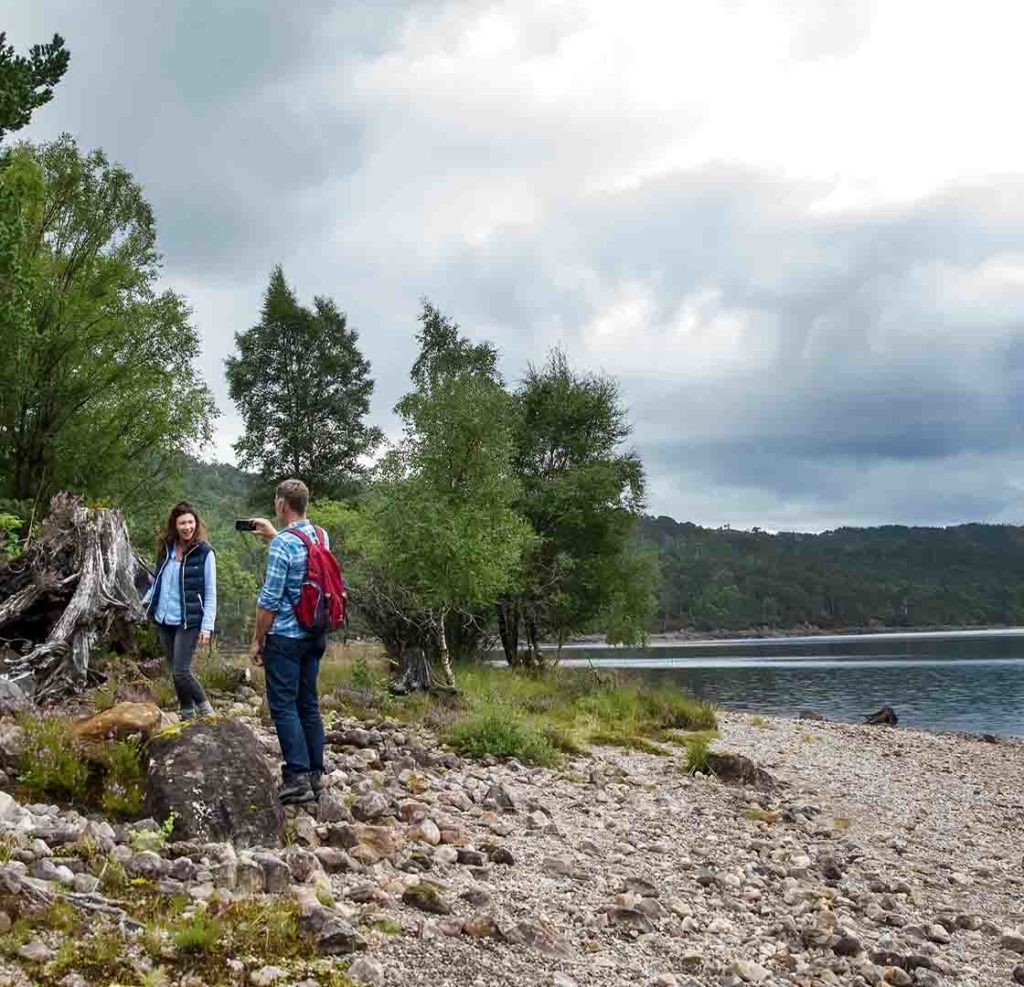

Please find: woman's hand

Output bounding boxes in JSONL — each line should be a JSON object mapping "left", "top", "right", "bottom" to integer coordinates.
{"left": 198, "top": 630, "right": 212, "bottom": 646}
{"left": 250, "top": 517, "right": 277, "bottom": 540}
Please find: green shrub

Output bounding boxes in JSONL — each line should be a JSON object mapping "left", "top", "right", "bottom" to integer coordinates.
{"left": 97, "top": 738, "right": 146, "bottom": 817}
{"left": 17, "top": 715, "right": 89, "bottom": 800}
{"left": 173, "top": 912, "right": 221, "bottom": 954}
{"left": 445, "top": 701, "right": 559, "bottom": 766}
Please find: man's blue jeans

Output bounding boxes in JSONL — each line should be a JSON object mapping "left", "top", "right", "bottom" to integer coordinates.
{"left": 263, "top": 633, "right": 327, "bottom": 781}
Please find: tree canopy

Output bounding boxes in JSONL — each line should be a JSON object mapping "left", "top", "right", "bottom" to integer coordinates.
{"left": 225, "top": 266, "right": 382, "bottom": 497}
{"left": 497, "top": 349, "right": 653, "bottom": 662}
{"left": 0, "top": 137, "right": 216, "bottom": 510}
{"left": 0, "top": 32, "right": 70, "bottom": 142}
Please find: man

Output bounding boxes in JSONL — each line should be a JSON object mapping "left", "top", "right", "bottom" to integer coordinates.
{"left": 251, "top": 478, "right": 328, "bottom": 805}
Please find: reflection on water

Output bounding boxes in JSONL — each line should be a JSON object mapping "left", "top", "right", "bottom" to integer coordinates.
{"left": 552, "top": 631, "right": 1024, "bottom": 737}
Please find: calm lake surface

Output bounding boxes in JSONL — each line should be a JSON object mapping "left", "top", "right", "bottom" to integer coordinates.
{"left": 551, "top": 629, "right": 1024, "bottom": 737}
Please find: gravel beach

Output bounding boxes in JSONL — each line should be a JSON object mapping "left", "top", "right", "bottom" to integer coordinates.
{"left": 1, "top": 706, "right": 1022, "bottom": 987}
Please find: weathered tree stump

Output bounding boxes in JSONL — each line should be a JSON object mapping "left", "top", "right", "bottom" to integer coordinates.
{"left": 863, "top": 705, "right": 898, "bottom": 726}
{"left": 0, "top": 493, "right": 150, "bottom": 703}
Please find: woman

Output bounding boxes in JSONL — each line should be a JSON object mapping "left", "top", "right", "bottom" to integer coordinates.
{"left": 143, "top": 501, "right": 217, "bottom": 719}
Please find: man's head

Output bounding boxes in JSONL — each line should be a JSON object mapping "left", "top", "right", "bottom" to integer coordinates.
{"left": 274, "top": 478, "right": 309, "bottom": 524}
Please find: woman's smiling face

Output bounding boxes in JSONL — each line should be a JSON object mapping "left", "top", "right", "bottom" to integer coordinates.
{"left": 175, "top": 512, "right": 197, "bottom": 543}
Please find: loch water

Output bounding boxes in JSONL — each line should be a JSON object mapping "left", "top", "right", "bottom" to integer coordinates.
{"left": 550, "top": 629, "right": 1024, "bottom": 737}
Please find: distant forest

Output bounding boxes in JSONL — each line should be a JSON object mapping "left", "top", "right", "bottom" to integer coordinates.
{"left": 639, "top": 516, "right": 1024, "bottom": 632}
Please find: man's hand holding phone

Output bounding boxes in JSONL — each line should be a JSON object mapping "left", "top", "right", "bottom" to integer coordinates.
{"left": 236, "top": 518, "right": 277, "bottom": 539}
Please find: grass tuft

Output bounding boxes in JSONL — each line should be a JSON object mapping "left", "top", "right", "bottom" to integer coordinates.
{"left": 683, "top": 735, "right": 713, "bottom": 775}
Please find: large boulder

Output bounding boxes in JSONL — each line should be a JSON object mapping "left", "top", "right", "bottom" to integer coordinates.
{"left": 144, "top": 719, "right": 284, "bottom": 848}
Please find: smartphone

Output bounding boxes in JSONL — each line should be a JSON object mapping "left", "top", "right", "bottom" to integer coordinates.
{"left": 234, "top": 518, "right": 257, "bottom": 532}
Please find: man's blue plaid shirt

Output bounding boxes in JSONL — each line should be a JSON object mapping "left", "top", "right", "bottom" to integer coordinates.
{"left": 257, "top": 520, "right": 330, "bottom": 638}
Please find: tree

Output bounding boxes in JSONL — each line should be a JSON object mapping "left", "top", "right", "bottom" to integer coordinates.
{"left": 500, "top": 349, "right": 653, "bottom": 663}
{"left": 0, "top": 32, "right": 70, "bottom": 142}
{"left": 358, "top": 303, "right": 534, "bottom": 688}
{"left": 0, "top": 137, "right": 216, "bottom": 511}
{"left": 225, "top": 266, "right": 382, "bottom": 496}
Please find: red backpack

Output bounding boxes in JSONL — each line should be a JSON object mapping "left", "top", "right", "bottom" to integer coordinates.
{"left": 282, "top": 525, "right": 347, "bottom": 634}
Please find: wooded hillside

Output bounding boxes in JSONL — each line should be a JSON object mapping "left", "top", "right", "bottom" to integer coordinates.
{"left": 640, "top": 515, "right": 1024, "bottom": 632}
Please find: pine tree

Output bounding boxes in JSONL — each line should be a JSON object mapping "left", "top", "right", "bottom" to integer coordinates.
{"left": 225, "top": 266, "right": 382, "bottom": 495}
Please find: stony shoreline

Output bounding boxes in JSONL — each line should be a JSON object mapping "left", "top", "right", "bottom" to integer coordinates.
{"left": 1, "top": 701, "right": 1022, "bottom": 987}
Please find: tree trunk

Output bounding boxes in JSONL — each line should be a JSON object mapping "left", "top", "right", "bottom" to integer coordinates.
{"left": 0, "top": 493, "right": 150, "bottom": 703}
{"left": 390, "top": 646, "right": 434, "bottom": 694}
{"left": 436, "top": 608, "right": 454, "bottom": 688}
{"left": 496, "top": 599, "right": 520, "bottom": 666}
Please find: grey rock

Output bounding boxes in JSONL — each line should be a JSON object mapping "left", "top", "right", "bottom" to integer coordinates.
{"left": 1012, "top": 964, "right": 1024, "bottom": 985}
{"left": 71, "top": 872, "right": 99, "bottom": 894}
{"left": 483, "top": 784, "right": 516, "bottom": 813}
{"left": 348, "top": 956, "right": 385, "bottom": 986}
{"left": 125, "top": 850, "right": 168, "bottom": 880}
{"left": 489, "top": 846, "right": 515, "bottom": 866}
{"left": 282, "top": 846, "right": 320, "bottom": 883}
{"left": 834, "top": 935, "right": 863, "bottom": 957}
{"left": 0, "top": 678, "right": 29, "bottom": 715}
{"left": 314, "top": 847, "right": 361, "bottom": 873}
{"left": 402, "top": 882, "right": 452, "bottom": 914}
{"left": 1004, "top": 934, "right": 1024, "bottom": 955}
{"left": 18, "top": 939, "right": 53, "bottom": 963}
{"left": 145, "top": 719, "right": 284, "bottom": 848}
{"left": 249, "top": 966, "right": 289, "bottom": 987}
{"left": 315, "top": 915, "right": 368, "bottom": 954}
{"left": 351, "top": 792, "right": 390, "bottom": 822}
{"left": 253, "top": 851, "right": 291, "bottom": 893}
{"left": 317, "top": 789, "right": 350, "bottom": 824}
{"left": 605, "top": 906, "right": 656, "bottom": 933}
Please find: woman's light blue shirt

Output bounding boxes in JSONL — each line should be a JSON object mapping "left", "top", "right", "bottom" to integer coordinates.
{"left": 143, "top": 549, "right": 217, "bottom": 632}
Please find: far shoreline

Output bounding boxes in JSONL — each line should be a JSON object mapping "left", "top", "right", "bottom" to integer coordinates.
{"left": 554, "top": 622, "right": 1024, "bottom": 648}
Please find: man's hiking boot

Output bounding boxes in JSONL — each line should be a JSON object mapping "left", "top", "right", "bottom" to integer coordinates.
{"left": 278, "top": 773, "right": 316, "bottom": 806}
{"left": 310, "top": 771, "right": 324, "bottom": 799}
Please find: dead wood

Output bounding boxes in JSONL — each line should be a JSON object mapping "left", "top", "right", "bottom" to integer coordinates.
{"left": 0, "top": 493, "right": 150, "bottom": 703}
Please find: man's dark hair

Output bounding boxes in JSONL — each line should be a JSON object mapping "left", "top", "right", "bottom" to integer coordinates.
{"left": 276, "top": 478, "right": 309, "bottom": 515}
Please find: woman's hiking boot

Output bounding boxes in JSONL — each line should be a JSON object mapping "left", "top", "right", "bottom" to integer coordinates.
{"left": 197, "top": 701, "right": 215, "bottom": 718}
{"left": 278, "top": 773, "right": 316, "bottom": 805}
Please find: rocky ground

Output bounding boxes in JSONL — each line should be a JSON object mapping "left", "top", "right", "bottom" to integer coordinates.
{"left": 0, "top": 689, "right": 1022, "bottom": 987}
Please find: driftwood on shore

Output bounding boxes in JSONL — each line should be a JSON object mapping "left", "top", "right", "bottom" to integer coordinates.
{"left": 0, "top": 493, "right": 151, "bottom": 704}
{"left": 864, "top": 705, "right": 898, "bottom": 726}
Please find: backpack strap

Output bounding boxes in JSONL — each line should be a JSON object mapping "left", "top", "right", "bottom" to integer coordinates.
{"left": 282, "top": 527, "right": 314, "bottom": 550}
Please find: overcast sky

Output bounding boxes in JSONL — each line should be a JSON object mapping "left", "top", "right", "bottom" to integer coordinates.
{"left": 9, "top": 0, "right": 1024, "bottom": 531}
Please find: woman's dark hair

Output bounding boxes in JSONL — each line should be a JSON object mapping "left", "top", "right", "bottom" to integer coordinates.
{"left": 157, "top": 501, "right": 207, "bottom": 556}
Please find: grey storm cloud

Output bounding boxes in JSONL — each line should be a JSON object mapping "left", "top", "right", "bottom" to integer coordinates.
{"left": 7, "top": 1, "right": 1024, "bottom": 531}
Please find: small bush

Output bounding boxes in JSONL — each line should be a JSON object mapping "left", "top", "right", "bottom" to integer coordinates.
{"left": 97, "top": 737, "right": 146, "bottom": 817}
{"left": 16, "top": 715, "right": 89, "bottom": 801}
{"left": 173, "top": 912, "right": 221, "bottom": 954}
{"left": 445, "top": 701, "right": 559, "bottom": 766}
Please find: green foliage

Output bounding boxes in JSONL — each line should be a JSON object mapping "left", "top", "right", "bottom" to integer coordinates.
{"left": 0, "top": 511, "right": 22, "bottom": 557}
{"left": 172, "top": 912, "right": 221, "bottom": 954}
{"left": 683, "top": 735, "right": 712, "bottom": 774}
{"left": 17, "top": 713, "right": 149, "bottom": 818}
{"left": 0, "top": 137, "right": 217, "bottom": 509}
{"left": 445, "top": 699, "right": 560, "bottom": 766}
{"left": 501, "top": 348, "right": 653, "bottom": 662}
{"left": 0, "top": 32, "right": 70, "bottom": 141}
{"left": 16, "top": 714, "right": 89, "bottom": 800}
{"left": 226, "top": 265, "right": 382, "bottom": 496}
{"left": 96, "top": 738, "right": 146, "bottom": 818}
{"left": 642, "top": 516, "right": 1024, "bottom": 631}
{"left": 358, "top": 302, "right": 535, "bottom": 675}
